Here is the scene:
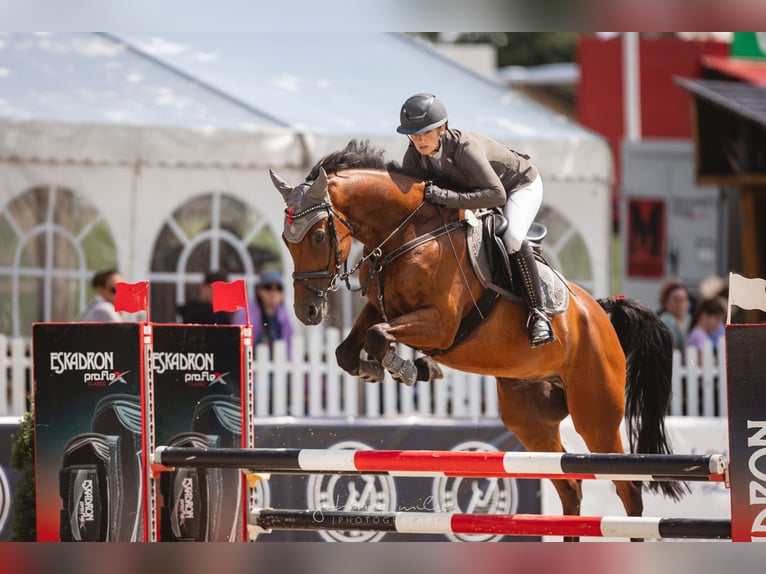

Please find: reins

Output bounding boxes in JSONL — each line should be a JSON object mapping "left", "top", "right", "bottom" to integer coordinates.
{"left": 288, "top": 194, "right": 474, "bottom": 322}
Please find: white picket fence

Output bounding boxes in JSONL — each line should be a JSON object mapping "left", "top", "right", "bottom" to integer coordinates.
{"left": 1, "top": 330, "right": 727, "bottom": 418}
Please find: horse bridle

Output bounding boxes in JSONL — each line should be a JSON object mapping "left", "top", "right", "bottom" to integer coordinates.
{"left": 287, "top": 198, "right": 430, "bottom": 303}
{"left": 286, "top": 201, "right": 355, "bottom": 299}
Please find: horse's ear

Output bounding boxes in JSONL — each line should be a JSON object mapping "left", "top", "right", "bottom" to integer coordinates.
{"left": 308, "top": 167, "right": 328, "bottom": 199}
{"left": 269, "top": 169, "right": 293, "bottom": 202}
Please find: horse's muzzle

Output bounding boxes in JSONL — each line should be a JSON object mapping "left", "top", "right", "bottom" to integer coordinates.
{"left": 296, "top": 299, "right": 326, "bottom": 326}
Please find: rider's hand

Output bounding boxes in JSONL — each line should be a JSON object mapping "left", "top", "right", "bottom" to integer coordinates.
{"left": 424, "top": 182, "right": 449, "bottom": 206}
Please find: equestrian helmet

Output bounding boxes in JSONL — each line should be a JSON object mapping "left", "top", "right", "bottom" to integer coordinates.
{"left": 396, "top": 93, "right": 448, "bottom": 135}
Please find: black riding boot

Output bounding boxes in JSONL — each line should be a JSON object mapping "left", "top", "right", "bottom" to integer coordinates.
{"left": 511, "top": 242, "right": 555, "bottom": 348}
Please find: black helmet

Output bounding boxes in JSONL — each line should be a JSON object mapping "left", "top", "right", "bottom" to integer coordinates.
{"left": 396, "top": 93, "right": 448, "bottom": 135}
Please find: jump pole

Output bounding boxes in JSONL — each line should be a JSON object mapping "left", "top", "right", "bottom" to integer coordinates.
{"left": 248, "top": 509, "right": 731, "bottom": 540}
{"left": 152, "top": 448, "right": 727, "bottom": 482}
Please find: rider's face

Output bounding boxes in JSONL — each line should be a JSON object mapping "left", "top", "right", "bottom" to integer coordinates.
{"left": 408, "top": 127, "right": 444, "bottom": 156}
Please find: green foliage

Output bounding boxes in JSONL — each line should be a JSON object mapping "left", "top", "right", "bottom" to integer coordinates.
{"left": 409, "top": 32, "right": 579, "bottom": 68}
{"left": 9, "top": 410, "right": 36, "bottom": 541}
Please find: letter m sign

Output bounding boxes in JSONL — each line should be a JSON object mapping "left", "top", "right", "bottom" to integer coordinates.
{"left": 627, "top": 198, "right": 665, "bottom": 278}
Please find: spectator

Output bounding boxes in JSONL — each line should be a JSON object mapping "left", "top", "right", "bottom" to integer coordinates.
{"left": 686, "top": 297, "right": 726, "bottom": 355}
{"left": 658, "top": 279, "right": 692, "bottom": 351}
{"left": 699, "top": 273, "right": 730, "bottom": 335}
{"left": 232, "top": 270, "right": 294, "bottom": 357}
{"left": 76, "top": 269, "right": 124, "bottom": 322}
{"left": 178, "top": 271, "right": 231, "bottom": 324}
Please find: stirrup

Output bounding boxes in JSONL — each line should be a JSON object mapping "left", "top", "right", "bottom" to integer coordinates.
{"left": 527, "top": 309, "right": 555, "bottom": 348}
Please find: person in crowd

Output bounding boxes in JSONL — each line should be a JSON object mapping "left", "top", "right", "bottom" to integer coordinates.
{"left": 685, "top": 296, "right": 726, "bottom": 355}
{"left": 232, "top": 270, "right": 294, "bottom": 357}
{"left": 396, "top": 92, "right": 553, "bottom": 348}
{"left": 76, "top": 269, "right": 125, "bottom": 322}
{"left": 657, "top": 279, "right": 692, "bottom": 351}
{"left": 698, "top": 273, "right": 729, "bottom": 338}
{"left": 177, "top": 270, "right": 231, "bottom": 324}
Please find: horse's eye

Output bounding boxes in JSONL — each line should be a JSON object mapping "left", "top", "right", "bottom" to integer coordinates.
{"left": 312, "top": 230, "right": 326, "bottom": 245}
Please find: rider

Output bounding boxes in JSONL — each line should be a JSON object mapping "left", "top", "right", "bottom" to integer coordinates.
{"left": 397, "top": 92, "right": 554, "bottom": 348}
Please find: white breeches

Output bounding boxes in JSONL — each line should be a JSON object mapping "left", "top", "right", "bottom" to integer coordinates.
{"left": 502, "top": 174, "right": 543, "bottom": 254}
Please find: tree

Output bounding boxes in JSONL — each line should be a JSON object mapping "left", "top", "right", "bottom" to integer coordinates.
{"left": 409, "top": 33, "right": 579, "bottom": 68}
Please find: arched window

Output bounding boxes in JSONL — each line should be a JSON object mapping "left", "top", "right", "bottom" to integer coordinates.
{"left": 0, "top": 185, "right": 118, "bottom": 337}
{"left": 148, "top": 191, "right": 283, "bottom": 323}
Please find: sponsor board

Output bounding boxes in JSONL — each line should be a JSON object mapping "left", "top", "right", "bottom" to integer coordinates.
{"left": 32, "top": 323, "right": 144, "bottom": 542}
{"left": 151, "top": 325, "right": 247, "bottom": 542}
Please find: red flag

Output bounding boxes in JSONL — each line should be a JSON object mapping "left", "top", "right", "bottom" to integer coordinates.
{"left": 212, "top": 279, "right": 249, "bottom": 322}
{"left": 114, "top": 281, "right": 150, "bottom": 316}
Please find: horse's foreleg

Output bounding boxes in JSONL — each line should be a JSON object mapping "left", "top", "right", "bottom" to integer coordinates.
{"left": 336, "top": 302, "right": 385, "bottom": 382}
{"left": 365, "top": 307, "right": 448, "bottom": 386}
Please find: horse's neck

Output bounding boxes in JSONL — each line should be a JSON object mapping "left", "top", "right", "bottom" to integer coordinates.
{"left": 331, "top": 176, "right": 417, "bottom": 247}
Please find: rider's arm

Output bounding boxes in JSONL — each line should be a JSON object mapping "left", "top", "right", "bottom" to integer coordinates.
{"left": 439, "top": 140, "right": 506, "bottom": 209}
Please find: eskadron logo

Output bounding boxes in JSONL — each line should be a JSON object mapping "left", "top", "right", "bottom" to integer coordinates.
{"left": 51, "top": 351, "right": 114, "bottom": 374}
{"left": 49, "top": 352, "right": 127, "bottom": 386}
{"left": 179, "top": 477, "right": 195, "bottom": 522}
{"left": 78, "top": 479, "right": 95, "bottom": 530}
{"left": 152, "top": 352, "right": 225, "bottom": 387}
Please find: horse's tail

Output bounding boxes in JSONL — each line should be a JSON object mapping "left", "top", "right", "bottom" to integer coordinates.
{"left": 597, "top": 296, "right": 688, "bottom": 500}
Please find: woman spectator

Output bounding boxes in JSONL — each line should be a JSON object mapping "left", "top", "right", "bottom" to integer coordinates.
{"left": 686, "top": 296, "right": 726, "bottom": 355}
{"left": 657, "top": 279, "right": 692, "bottom": 352}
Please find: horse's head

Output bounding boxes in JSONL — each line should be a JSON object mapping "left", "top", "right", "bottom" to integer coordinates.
{"left": 270, "top": 167, "right": 353, "bottom": 325}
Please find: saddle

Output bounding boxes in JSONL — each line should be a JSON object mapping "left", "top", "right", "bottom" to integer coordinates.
{"left": 429, "top": 210, "right": 569, "bottom": 356}
{"left": 465, "top": 209, "right": 569, "bottom": 314}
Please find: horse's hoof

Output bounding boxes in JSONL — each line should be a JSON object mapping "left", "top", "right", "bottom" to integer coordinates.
{"left": 414, "top": 356, "right": 444, "bottom": 381}
{"left": 358, "top": 359, "right": 385, "bottom": 383}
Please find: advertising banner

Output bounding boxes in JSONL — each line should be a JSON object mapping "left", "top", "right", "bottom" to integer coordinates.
{"left": 249, "top": 417, "right": 541, "bottom": 542}
{"left": 151, "top": 325, "right": 246, "bottom": 542}
{"left": 32, "top": 323, "right": 144, "bottom": 542}
{"left": 726, "top": 325, "right": 766, "bottom": 542}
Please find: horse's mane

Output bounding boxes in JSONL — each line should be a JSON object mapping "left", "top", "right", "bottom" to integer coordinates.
{"left": 307, "top": 139, "right": 419, "bottom": 181}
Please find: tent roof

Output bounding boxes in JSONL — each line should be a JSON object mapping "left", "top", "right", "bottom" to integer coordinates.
{"left": 0, "top": 33, "right": 612, "bottom": 180}
{"left": 0, "top": 32, "right": 286, "bottom": 130}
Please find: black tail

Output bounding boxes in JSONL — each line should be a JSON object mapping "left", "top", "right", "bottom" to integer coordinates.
{"left": 598, "top": 296, "right": 688, "bottom": 500}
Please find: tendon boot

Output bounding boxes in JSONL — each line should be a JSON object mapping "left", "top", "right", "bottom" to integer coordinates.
{"left": 511, "top": 241, "right": 555, "bottom": 348}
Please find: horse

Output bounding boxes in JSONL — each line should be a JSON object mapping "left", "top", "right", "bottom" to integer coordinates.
{"left": 269, "top": 140, "right": 684, "bottom": 536}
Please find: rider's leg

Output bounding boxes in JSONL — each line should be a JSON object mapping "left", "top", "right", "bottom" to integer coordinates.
{"left": 511, "top": 242, "right": 555, "bottom": 347}
{"left": 502, "top": 175, "right": 555, "bottom": 348}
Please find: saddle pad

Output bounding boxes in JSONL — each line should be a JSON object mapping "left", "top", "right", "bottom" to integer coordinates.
{"left": 466, "top": 213, "right": 569, "bottom": 315}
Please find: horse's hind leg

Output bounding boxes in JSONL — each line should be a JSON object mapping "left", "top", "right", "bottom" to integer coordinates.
{"left": 496, "top": 377, "right": 583, "bottom": 539}
{"left": 563, "top": 365, "right": 645, "bottom": 522}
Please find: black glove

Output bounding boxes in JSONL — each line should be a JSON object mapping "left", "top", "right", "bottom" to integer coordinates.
{"left": 424, "top": 182, "right": 450, "bottom": 206}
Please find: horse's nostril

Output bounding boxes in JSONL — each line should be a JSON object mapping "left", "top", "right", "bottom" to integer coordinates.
{"left": 307, "top": 305, "right": 318, "bottom": 319}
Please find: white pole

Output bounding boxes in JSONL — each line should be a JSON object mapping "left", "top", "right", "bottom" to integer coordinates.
{"left": 623, "top": 32, "right": 642, "bottom": 142}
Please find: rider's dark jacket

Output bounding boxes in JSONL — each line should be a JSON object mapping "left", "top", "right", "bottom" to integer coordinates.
{"left": 402, "top": 128, "right": 539, "bottom": 209}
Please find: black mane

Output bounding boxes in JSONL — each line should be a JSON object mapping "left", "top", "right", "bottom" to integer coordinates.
{"left": 307, "top": 139, "right": 413, "bottom": 180}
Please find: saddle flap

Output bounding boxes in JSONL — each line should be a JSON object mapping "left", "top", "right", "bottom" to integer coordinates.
{"left": 467, "top": 212, "right": 568, "bottom": 315}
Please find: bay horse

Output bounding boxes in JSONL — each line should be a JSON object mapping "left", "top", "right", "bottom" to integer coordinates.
{"left": 270, "top": 140, "right": 684, "bottom": 532}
